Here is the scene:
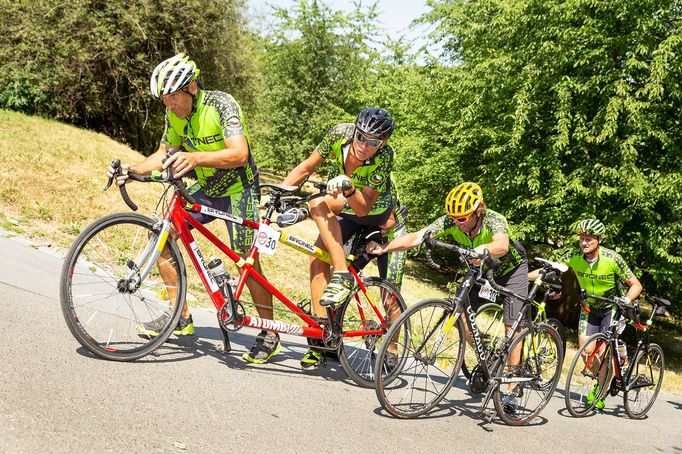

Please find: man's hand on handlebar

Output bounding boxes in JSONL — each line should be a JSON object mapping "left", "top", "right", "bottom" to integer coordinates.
{"left": 326, "top": 175, "right": 353, "bottom": 197}
{"left": 162, "top": 151, "right": 198, "bottom": 178}
{"left": 366, "top": 240, "right": 386, "bottom": 256}
{"left": 106, "top": 163, "right": 131, "bottom": 186}
{"left": 468, "top": 245, "right": 487, "bottom": 266}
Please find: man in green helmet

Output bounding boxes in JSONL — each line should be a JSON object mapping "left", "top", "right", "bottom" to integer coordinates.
{"left": 107, "top": 53, "right": 279, "bottom": 364}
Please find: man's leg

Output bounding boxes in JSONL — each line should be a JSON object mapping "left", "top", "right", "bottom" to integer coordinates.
{"left": 308, "top": 195, "right": 355, "bottom": 307}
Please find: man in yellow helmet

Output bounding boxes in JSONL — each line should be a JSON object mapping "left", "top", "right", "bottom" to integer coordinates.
{"left": 367, "top": 182, "right": 528, "bottom": 414}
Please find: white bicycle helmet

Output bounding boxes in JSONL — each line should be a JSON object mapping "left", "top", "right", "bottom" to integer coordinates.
{"left": 150, "top": 53, "right": 200, "bottom": 98}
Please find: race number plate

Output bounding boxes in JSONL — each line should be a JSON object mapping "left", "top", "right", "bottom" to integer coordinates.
{"left": 255, "top": 224, "right": 281, "bottom": 255}
{"left": 479, "top": 280, "right": 499, "bottom": 302}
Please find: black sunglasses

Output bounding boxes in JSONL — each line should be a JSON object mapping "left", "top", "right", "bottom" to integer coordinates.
{"left": 354, "top": 130, "right": 383, "bottom": 147}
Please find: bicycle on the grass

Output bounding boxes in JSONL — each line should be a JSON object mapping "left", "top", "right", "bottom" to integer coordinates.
{"left": 60, "top": 158, "right": 406, "bottom": 388}
{"left": 373, "top": 238, "right": 565, "bottom": 425}
{"left": 564, "top": 292, "right": 669, "bottom": 419}
{"left": 462, "top": 261, "right": 567, "bottom": 384}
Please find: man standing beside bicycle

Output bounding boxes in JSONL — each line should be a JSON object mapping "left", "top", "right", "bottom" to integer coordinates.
{"left": 530, "top": 218, "right": 642, "bottom": 409}
{"left": 106, "top": 53, "right": 279, "bottom": 364}
{"left": 367, "top": 182, "right": 529, "bottom": 414}
{"left": 282, "top": 108, "right": 398, "bottom": 369}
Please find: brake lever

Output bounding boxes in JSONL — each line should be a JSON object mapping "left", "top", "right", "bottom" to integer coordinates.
{"left": 103, "top": 159, "right": 121, "bottom": 191}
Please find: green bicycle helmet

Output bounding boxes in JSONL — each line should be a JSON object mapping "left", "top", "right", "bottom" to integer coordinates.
{"left": 576, "top": 219, "right": 606, "bottom": 237}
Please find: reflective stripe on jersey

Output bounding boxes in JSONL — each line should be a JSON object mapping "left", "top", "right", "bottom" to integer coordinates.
{"left": 426, "top": 209, "right": 526, "bottom": 277}
{"left": 560, "top": 247, "right": 634, "bottom": 308}
{"left": 162, "top": 90, "right": 258, "bottom": 197}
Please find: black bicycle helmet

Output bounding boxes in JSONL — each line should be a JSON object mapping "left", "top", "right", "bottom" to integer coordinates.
{"left": 355, "top": 108, "right": 395, "bottom": 140}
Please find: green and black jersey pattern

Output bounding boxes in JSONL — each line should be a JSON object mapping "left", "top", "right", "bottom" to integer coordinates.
{"left": 426, "top": 209, "right": 526, "bottom": 277}
{"left": 560, "top": 247, "right": 634, "bottom": 309}
{"left": 315, "top": 123, "right": 395, "bottom": 216}
{"left": 162, "top": 90, "right": 258, "bottom": 198}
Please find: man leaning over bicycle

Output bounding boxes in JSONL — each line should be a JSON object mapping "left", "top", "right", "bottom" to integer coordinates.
{"left": 367, "top": 182, "right": 530, "bottom": 415}
{"left": 281, "top": 108, "right": 397, "bottom": 369}
{"left": 528, "top": 218, "right": 642, "bottom": 409}
{"left": 106, "top": 53, "right": 279, "bottom": 364}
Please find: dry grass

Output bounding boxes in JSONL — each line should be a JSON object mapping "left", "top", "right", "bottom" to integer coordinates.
{"left": 1, "top": 109, "right": 679, "bottom": 394}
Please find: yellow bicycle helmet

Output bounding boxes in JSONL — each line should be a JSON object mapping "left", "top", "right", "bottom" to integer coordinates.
{"left": 445, "top": 182, "right": 484, "bottom": 218}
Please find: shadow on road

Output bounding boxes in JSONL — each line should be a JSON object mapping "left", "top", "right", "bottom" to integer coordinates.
{"left": 76, "top": 325, "right": 355, "bottom": 386}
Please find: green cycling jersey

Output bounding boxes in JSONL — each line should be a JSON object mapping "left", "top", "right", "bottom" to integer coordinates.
{"left": 162, "top": 89, "right": 258, "bottom": 198}
{"left": 426, "top": 209, "right": 526, "bottom": 277}
{"left": 560, "top": 247, "right": 633, "bottom": 309}
{"left": 315, "top": 124, "right": 394, "bottom": 216}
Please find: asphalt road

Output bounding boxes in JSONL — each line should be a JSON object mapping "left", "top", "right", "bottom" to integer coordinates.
{"left": 1, "top": 231, "right": 681, "bottom": 453}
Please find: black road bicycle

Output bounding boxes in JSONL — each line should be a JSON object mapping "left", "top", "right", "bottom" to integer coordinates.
{"left": 461, "top": 266, "right": 567, "bottom": 384}
{"left": 373, "top": 238, "right": 565, "bottom": 425}
{"left": 564, "top": 293, "right": 670, "bottom": 419}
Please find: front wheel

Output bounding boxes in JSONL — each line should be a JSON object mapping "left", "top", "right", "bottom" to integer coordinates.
{"left": 623, "top": 343, "right": 664, "bottom": 419}
{"left": 374, "top": 298, "right": 465, "bottom": 418}
{"left": 337, "top": 277, "right": 407, "bottom": 388}
{"left": 492, "top": 323, "right": 563, "bottom": 425}
{"left": 564, "top": 333, "right": 613, "bottom": 417}
{"left": 60, "top": 213, "right": 186, "bottom": 361}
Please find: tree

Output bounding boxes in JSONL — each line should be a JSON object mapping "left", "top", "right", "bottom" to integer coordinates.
{"left": 252, "top": 0, "right": 381, "bottom": 173}
{"left": 0, "top": 0, "right": 258, "bottom": 153}
{"left": 413, "top": 0, "right": 682, "bottom": 313}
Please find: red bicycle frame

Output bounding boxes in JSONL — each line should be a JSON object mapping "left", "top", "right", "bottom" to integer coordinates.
{"left": 162, "top": 189, "right": 390, "bottom": 341}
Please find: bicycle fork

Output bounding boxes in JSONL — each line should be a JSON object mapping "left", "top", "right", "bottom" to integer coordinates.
{"left": 120, "top": 219, "right": 172, "bottom": 293}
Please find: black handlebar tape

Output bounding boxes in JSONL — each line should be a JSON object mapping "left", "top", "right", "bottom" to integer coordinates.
{"left": 424, "top": 242, "right": 441, "bottom": 270}
{"left": 119, "top": 184, "right": 138, "bottom": 211}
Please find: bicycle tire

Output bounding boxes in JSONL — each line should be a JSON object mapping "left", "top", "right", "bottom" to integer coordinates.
{"left": 337, "top": 277, "right": 407, "bottom": 388}
{"left": 564, "top": 333, "right": 613, "bottom": 417}
{"left": 374, "top": 298, "right": 465, "bottom": 418}
{"left": 546, "top": 317, "right": 566, "bottom": 357}
{"left": 623, "top": 343, "right": 664, "bottom": 419}
{"left": 462, "top": 302, "right": 504, "bottom": 382}
{"left": 492, "top": 323, "right": 563, "bottom": 425}
{"left": 60, "top": 213, "right": 186, "bottom": 361}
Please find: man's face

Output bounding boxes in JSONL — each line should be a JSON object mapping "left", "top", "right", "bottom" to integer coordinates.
{"left": 162, "top": 90, "right": 193, "bottom": 119}
{"left": 452, "top": 210, "right": 479, "bottom": 232}
{"left": 352, "top": 130, "right": 385, "bottom": 161}
{"left": 579, "top": 233, "right": 600, "bottom": 254}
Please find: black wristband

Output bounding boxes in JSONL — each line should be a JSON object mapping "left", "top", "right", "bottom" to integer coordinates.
{"left": 344, "top": 186, "right": 357, "bottom": 198}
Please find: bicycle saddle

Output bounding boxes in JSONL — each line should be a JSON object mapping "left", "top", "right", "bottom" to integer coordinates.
{"left": 260, "top": 183, "right": 299, "bottom": 194}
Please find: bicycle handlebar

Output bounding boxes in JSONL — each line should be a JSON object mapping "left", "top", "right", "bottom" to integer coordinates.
{"left": 105, "top": 156, "right": 197, "bottom": 211}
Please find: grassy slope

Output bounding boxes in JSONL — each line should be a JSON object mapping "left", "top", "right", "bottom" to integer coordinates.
{"left": 1, "top": 109, "right": 679, "bottom": 393}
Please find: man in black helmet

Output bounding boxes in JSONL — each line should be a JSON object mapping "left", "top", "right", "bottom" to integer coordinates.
{"left": 282, "top": 107, "right": 398, "bottom": 369}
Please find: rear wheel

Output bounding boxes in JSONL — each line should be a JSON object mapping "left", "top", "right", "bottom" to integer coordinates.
{"left": 564, "top": 333, "right": 613, "bottom": 417}
{"left": 337, "top": 277, "right": 407, "bottom": 388}
{"left": 60, "top": 213, "right": 186, "bottom": 361}
{"left": 546, "top": 317, "right": 566, "bottom": 355}
{"left": 374, "top": 298, "right": 465, "bottom": 418}
{"left": 492, "top": 323, "right": 563, "bottom": 425}
{"left": 623, "top": 343, "right": 664, "bottom": 419}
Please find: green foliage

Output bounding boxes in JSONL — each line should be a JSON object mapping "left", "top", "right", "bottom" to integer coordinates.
{"left": 252, "top": 0, "right": 381, "bottom": 173}
{"left": 408, "top": 0, "right": 682, "bottom": 314}
{"left": 0, "top": 0, "right": 258, "bottom": 154}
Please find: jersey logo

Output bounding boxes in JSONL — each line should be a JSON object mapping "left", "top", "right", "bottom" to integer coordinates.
{"left": 227, "top": 116, "right": 241, "bottom": 128}
{"left": 371, "top": 174, "right": 383, "bottom": 183}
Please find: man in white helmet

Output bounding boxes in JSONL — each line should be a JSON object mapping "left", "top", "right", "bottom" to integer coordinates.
{"left": 107, "top": 53, "right": 280, "bottom": 364}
